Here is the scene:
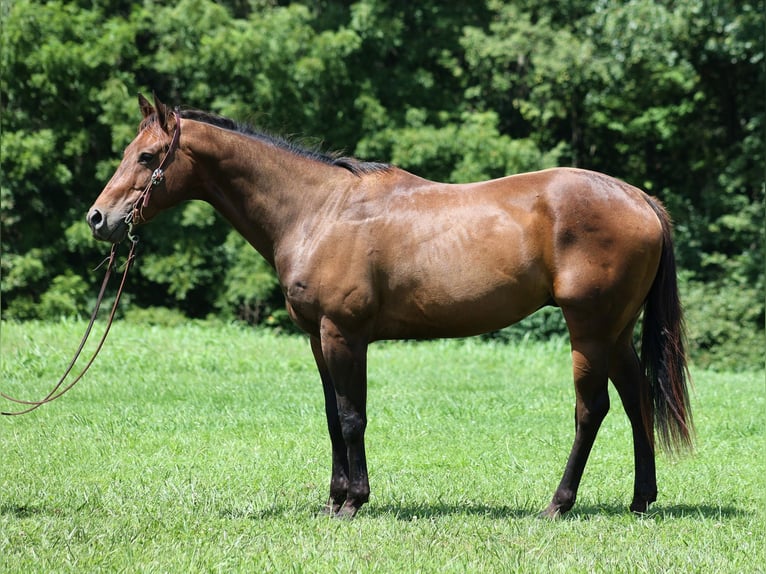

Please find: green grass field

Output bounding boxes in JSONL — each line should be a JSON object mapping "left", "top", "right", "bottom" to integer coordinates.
{"left": 1, "top": 321, "right": 763, "bottom": 573}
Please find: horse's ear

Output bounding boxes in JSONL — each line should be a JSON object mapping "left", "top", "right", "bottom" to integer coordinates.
{"left": 153, "top": 94, "right": 175, "bottom": 134}
{"left": 152, "top": 92, "right": 170, "bottom": 132}
{"left": 138, "top": 93, "right": 154, "bottom": 118}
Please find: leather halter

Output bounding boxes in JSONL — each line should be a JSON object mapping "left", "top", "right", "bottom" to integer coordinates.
{"left": 129, "top": 109, "right": 182, "bottom": 235}
{"left": 0, "top": 111, "right": 181, "bottom": 415}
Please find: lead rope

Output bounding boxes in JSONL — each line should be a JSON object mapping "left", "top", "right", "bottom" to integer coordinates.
{"left": 1, "top": 239, "right": 137, "bottom": 415}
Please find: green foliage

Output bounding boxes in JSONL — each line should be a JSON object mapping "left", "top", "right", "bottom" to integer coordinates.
{"left": 1, "top": 0, "right": 762, "bottom": 369}
{"left": 358, "top": 109, "right": 560, "bottom": 183}
{"left": 216, "top": 231, "right": 281, "bottom": 325}
{"left": 683, "top": 280, "right": 765, "bottom": 372}
{"left": 483, "top": 306, "right": 569, "bottom": 346}
{"left": 38, "top": 272, "right": 90, "bottom": 319}
{"left": 121, "top": 305, "right": 189, "bottom": 327}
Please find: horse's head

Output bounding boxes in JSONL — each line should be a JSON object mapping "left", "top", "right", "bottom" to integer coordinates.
{"left": 87, "top": 94, "right": 189, "bottom": 243}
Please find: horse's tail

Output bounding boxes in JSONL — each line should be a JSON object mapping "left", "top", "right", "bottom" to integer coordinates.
{"left": 640, "top": 197, "right": 694, "bottom": 455}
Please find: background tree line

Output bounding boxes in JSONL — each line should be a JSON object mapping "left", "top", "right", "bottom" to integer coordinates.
{"left": 1, "top": 0, "right": 763, "bottom": 369}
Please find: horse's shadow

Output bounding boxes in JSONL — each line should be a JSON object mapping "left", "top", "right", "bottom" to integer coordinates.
{"left": 221, "top": 500, "right": 748, "bottom": 522}
{"left": 4, "top": 500, "right": 746, "bottom": 522}
{"left": 363, "top": 501, "right": 747, "bottom": 521}
{"left": 363, "top": 502, "right": 533, "bottom": 521}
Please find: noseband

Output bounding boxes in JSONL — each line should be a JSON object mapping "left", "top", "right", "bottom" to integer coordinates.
{"left": 1, "top": 110, "right": 182, "bottom": 416}
{"left": 128, "top": 109, "right": 182, "bottom": 237}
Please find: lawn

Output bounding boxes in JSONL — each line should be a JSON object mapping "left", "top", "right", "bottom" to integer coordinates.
{"left": 1, "top": 321, "right": 763, "bottom": 573}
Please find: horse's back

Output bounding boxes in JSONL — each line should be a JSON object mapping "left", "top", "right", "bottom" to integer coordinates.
{"left": 357, "top": 167, "right": 660, "bottom": 339}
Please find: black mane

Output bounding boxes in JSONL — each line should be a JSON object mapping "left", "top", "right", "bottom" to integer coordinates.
{"left": 177, "top": 109, "right": 390, "bottom": 177}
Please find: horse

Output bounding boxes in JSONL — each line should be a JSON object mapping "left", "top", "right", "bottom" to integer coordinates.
{"left": 87, "top": 94, "right": 693, "bottom": 518}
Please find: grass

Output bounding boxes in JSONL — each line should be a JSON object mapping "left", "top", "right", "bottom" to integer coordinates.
{"left": 1, "top": 320, "right": 763, "bottom": 573}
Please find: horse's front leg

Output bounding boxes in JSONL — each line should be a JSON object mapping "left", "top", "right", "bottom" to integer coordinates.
{"left": 310, "top": 336, "right": 349, "bottom": 514}
{"left": 317, "top": 318, "right": 370, "bottom": 518}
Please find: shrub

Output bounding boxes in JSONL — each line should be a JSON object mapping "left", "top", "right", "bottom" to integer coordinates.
{"left": 682, "top": 280, "right": 765, "bottom": 371}
{"left": 482, "top": 306, "right": 569, "bottom": 345}
{"left": 37, "top": 272, "right": 90, "bottom": 319}
{"left": 121, "top": 306, "right": 188, "bottom": 328}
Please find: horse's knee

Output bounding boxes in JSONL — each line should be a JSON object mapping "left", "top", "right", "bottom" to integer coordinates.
{"left": 591, "top": 389, "right": 610, "bottom": 419}
{"left": 338, "top": 408, "right": 366, "bottom": 443}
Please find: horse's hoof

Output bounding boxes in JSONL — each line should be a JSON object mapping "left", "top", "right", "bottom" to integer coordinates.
{"left": 630, "top": 499, "right": 655, "bottom": 515}
{"left": 333, "top": 500, "right": 360, "bottom": 520}
{"left": 539, "top": 500, "right": 571, "bottom": 519}
{"left": 319, "top": 498, "right": 343, "bottom": 516}
{"left": 319, "top": 505, "right": 337, "bottom": 517}
{"left": 629, "top": 491, "right": 657, "bottom": 515}
{"left": 538, "top": 506, "right": 562, "bottom": 520}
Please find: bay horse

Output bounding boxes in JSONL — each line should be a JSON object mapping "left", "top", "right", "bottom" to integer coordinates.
{"left": 88, "top": 94, "right": 693, "bottom": 518}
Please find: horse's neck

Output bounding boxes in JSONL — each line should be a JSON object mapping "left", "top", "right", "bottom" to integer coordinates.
{"left": 188, "top": 122, "right": 345, "bottom": 267}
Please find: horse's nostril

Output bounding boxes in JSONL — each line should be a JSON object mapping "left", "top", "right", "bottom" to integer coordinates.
{"left": 88, "top": 208, "right": 103, "bottom": 230}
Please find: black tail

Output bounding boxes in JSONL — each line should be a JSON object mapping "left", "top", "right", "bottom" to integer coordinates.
{"left": 640, "top": 198, "right": 694, "bottom": 454}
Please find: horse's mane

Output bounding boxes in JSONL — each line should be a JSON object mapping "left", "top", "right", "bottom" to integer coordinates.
{"left": 167, "top": 109, "right": 391, "bottom": 177}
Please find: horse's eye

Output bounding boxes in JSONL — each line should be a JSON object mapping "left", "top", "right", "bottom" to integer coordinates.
{"left": 138, "top": 152, "right": 155, "bottom": 165}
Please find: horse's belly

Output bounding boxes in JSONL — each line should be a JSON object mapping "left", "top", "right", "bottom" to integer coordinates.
{"left": 374, "top": 267, "right": 550, "bottom": 340}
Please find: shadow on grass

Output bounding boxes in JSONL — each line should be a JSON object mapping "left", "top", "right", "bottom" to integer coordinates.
{"left": 634, "top": 503, "right": 747, "bottom": 520}
{"left": 364, "top": 502, "right": 535, "bottom": 520}
{"left": 373, "top": 501, "right": 751, "bottom": 521}
{"left": 6, "top": 499, "right": 742, "bottom": 522}
{"left": 557, "top": 500, "right": 748, "bottom": 521}
{"left": 0, "top": 503, "right": 61, "bottom": 519}
{"left": 220, "top": 501, "right": 749, "bottom": 522}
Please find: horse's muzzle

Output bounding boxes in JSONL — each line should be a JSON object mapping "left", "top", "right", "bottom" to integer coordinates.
{"left": 87, "top": 207, "right": 128, "bottom": 243}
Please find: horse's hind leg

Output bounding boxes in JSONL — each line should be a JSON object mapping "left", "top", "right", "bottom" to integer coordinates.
{"left": 310, "top": 336, "right": 349, "bottom": 514}
{"left": 542, "top": 334, "right": 611, "bottom": 518}
{"left": 609, "top": 329, "right": 657, "bottom": 513}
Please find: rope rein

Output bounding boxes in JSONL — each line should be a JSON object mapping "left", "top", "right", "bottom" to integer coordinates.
{"left": 1, "top": 111, "right": 181, "bottom": 416}
{"left": 1, "top": 242, "right": 136, "bottom": 415}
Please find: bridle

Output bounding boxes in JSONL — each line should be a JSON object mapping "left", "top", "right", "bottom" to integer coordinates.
{"left": 128, "top": 109, "right": 182, "bottom": 236}
{"left": 1, "top": 111, "right": 182, "bottom": 416}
